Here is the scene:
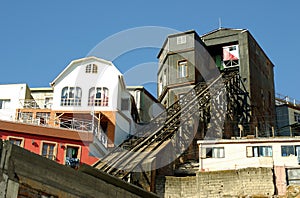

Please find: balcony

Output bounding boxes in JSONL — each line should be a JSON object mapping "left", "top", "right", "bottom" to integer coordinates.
{"left": 94, "top": 128, "right": 108, "bottom": 148}
{"left": 19, "top": 99, "right": 52, "bottom": 109}
{"left": 65, "top": 157, "right": 80, "bottom": 169}
{"left": 276, "top": 93, "right": 300, "bottom": 107}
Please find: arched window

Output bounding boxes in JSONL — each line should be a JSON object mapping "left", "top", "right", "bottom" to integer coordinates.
{"left": 88, "top": 87, "right": 109, "bottom": 106}
{"left": 85, "top": 64, "right": 92, "bottom": 73}
{"left": 103, "top": 87, "right": 109, "bottom": 106}
{"left": 61, "top": 86, "right": 82, "bottom": 106}
{"left": 92, "top": 64, "right": 98, "bottom": 73}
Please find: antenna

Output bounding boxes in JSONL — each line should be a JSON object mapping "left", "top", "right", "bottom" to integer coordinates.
{"left": 219, "top": 18, "right": 222, "bottom": 29}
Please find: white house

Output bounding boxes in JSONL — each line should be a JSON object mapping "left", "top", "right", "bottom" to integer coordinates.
{"left": 14, "top": 56, "right": 138, "bottom": 156}
{"left": 50, "top": 56, "right": 137, "bottom": 153}
{"left": 0, "top": 56, "right": 160, "bottom": 157}
{"left": 198, "top": 137, "right": 300, "bottom": 195}
{"left": 0, "top": 84, "right": 32, "bottom": 121}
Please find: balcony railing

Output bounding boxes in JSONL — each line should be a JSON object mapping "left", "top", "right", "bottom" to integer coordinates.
{"left": 19, "top": 99, "right": 53, "bottom": 109}
{"left": 276, "top": 93, "right": 300, "bottom": 107}
{"left": 65, "top": 157, "right": 80, "bottom": 169}
{"left": 60, "top": 98, "right": 81, "bottom": 106}
{"left": 94, "top": 128, "right": 108, "bottom": 148}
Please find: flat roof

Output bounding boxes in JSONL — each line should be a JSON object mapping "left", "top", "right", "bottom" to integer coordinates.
{"left": 30, "top": 87, "right": 53, "bottom": 91}
{"left": 0, "top": 119, "right": 93, "bottom": 142}
{"left": 197, "top": 137, "right": 300, "bottom": 145}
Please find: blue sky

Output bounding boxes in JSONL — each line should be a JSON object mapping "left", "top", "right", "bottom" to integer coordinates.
{"left": 0, "top": 1, "right": 299, "bottom": 99}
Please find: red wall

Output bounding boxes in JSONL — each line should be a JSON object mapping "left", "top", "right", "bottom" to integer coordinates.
{"left": 0, "top": 131, "right": 99, "bottom": 166}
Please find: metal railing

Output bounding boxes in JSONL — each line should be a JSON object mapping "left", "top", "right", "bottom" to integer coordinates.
{"left": 16, "top": 113, "right": 108, "bottom": 149}
{"left": 19, "top": 99, "right": 53, "bottom": 109}
{"left": 276, "top": 93, "right": 300, "bottom": 107}
{"left": 94, "top": 128, "right": 108, "bottom": 148}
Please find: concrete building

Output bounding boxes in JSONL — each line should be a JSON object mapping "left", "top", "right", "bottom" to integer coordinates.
{"left": 157, "top": 28, "right": 276, "bottom": 140}
{"left": 276, "top": 94, "right": 300, "bottom": 136}
{"left": 29, "top": 87, "right": 53, "bottom": 109}
{"left": 127, "top": 86, "right": 164, "bottom": 124}
{"left": 0, "top": 84, "right": 32, "bottom": 121}
{"left": 197, "top": 137, "right": 300, "bottom": 195}
{"left": 201, "top": 28, "right": 276, "bottom": 137}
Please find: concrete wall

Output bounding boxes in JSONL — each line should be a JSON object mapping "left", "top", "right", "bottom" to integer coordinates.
{"left": 0, "top": 140, "right": 158, "bottom": 198}
{"left": 198, "top": 138, "right": 300, "bottom": 171}
{"left": 156, "top": 167, "right": 275, "bottom": 198}
{"left": 276, "top": 105, "right": 291, "bottom": 136}
{"left": 0, "top": 83, "right": 31, "bottom": 121}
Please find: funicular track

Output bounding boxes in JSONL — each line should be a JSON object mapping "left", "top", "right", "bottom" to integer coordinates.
{"left": 93, "top": 71, "right": 249, "bottom": 181}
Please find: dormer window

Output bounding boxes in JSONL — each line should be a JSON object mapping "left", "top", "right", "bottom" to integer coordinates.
{"left": 85, "top": 64, "right": 98, "bottom": 73}
{"left": 92, "top": 64, "right": 97, "bottom": 73}
{"left": 86, "top": 64, "right": 92, "bottom": 73}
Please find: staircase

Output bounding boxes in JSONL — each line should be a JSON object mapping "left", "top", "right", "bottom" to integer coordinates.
{"left": 93, "top": 71, "right": 250, "bottom": 181}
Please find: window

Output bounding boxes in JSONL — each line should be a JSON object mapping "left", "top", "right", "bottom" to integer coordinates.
{"left": 203, "top": 147, "right": 224, "bottom": 158}
{"left": 121, "top": 98, "right": 130, "bottom": 111}
{"left": 282, "top": 146, "right": 295, "bottom": 156}
{"left": 65, "top": 145, "right": 80, "bottom": 169}
{"left": 0, "top": 99, "right": 10, "bottom": 109}
{"left": 18, "top": 112, "right": 33, "bottom": 123}
{"left": 246, "top": 146, "right": 272, "bottom": 157}
{"left": 85, "top": 64, "right": 92, "bottom": 73}
{"left": 295, "top": 112, "right": 300, "bottom": 123}
{"left": 178, "top": 60, "right": 188, "bottom": 78}
{"left": 229, "top": 46, "right": 237, "bottom": 51}
{"left": 177, "top": 35, "right": 186, "bottom": 45}
{"left": 41, "top": 142, "right": 56, "bottom": 160}
{"left": 281, "top": 145, "right": 300, "bottom": 156}
{"left": 88, "top": 87, "right": 109, "bottom": 106}
{"left": 162, "top": 69, "right": 167, "bottom": 87}
{"left": 92, "top": 64, "right": 98, "bottom": 73}
{"left": 158, "top": 77, "right": 163, "bottom": 96}
{"left": 44, "top": 97, "right": 53, "bottom": 109}
{"left": 86, "top": 64, "right": 98, "bottom": 73}
{"left": 178, "top": 93, "right": 186, "bottom": 104}
{"left": 8, "top": 137, "right": 23, "bottom": 147}
{"left": 61, "top": 86, "right": 82, "bottom": 106}
{"left": 36, "top": 112, "right": 50, "bottom": 125}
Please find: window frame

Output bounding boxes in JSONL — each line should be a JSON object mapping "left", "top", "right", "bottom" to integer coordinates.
{"left": 295, "top": 112, "right": 300, "bottom": 123}
{"left": 92, "top": 64, "right": 98, "bottom": 73}
{"left": 281, "top": 145, "right": 300, "bottom": 157}
{"left": 40, "top": 141, "right": 57, "bottom": 161}
{"left": 246, "top": 146, "right": 273, "bottom": 157}
{"left": 63, "top": 143, "right": 81, "bottom": 165}
{"left": 0, "top": 99, "right": 11, "bottom": 109}
{"left": 177, "top": 60, "right": 188, "bottom": 78}
{"left": 88, "top": 87, "right": 109, "bottom": 106}
{"left": 61, "top": 86, "right": 82, "bottom": 106}
{"left": 7, "top": 136, "right": 24, "bottom": 147}
{"left": 121, "top": 98, "right": 130, "bottom": 111}
{"left": 85, "top": 64, "right": 92, "bottom": 73}
{"left": 203, "top": 147, "right": 225, "bottom": 158}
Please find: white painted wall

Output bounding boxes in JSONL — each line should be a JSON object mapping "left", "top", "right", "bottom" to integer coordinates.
{"left": 198, "top": 139, "right": 300, "bottom": 171}
{"left": 0, "top": 84, "right": 29, "bottom": 121}
{"left": 51, "top": 58, "right": 122, "bottom": 112}
{"left": 51, "top": 57, "right": 136, "bottom": 145}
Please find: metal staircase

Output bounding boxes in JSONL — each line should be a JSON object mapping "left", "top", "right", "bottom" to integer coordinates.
{"left": 93, "top": 71, "right": 250, "bottom": 181}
